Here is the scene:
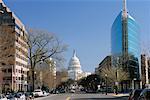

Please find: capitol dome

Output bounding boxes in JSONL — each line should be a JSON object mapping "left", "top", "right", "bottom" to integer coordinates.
{"left": 68, "top": 50, "right": 83, "bottom": 80}
{"left": 68, "top": 50, "right": 81, "bottom": 71}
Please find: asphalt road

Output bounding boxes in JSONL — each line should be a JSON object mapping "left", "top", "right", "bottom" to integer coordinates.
{"left": 35, "top": 93, "right": 128, "bottom": 100}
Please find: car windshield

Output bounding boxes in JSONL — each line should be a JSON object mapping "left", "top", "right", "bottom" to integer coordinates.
{"left": 134, "top": 90, "right": 143, "bottom": 97}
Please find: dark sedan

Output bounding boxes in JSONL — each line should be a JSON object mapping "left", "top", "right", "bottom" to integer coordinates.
{"left": 128, "top": 89, "right": 143, "bottom": 100}
{"left": 138, "top": 89, "right": 150, "bottom": 100}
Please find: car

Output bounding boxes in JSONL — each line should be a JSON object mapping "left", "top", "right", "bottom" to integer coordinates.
{"left": 86, "top": 89, "right": 97, "bottom": 93}
{"left": 138, "top": 89, "right": 150, "bottom": 100}
{"left": 70, "top": 89, "right": 75, "bottom": 93}
{"left": 6, "top": 93, "right": 16, "bottom": 100}
{"left": 25, "top": 92, "right": 34, "bottom": 100}
{"left": 58, "top": 88, "right": 66, "bottom": 93}
{"left": 42, "top": 91, "right": 49, "bottom": 96}
{"left": 128, "top": 89, "right": 143, "bottom": 100}
{"left": 0, "top": 94, "right": 7, "bottom": 100}
{"left": 50, "top": 89, "right": 59, "bottom": 94}
{"left": 60, "top": 89, "right": 66, "bottom": 93}
{"left": 15, "top": 92, "right": 26, "bottom": 100}
{"left": 33, "top": 89, "right": 44, "bottom": 97}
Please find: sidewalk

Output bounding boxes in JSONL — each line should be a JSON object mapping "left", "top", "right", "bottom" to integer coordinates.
{"left": 35, "top": 94, "right": 57, "bottom": 100}
{"left": 108, "top": 93, "right": 129, "bottom": 97}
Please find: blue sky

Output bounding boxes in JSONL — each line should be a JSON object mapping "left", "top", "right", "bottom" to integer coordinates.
{"left": 4, "top": 0, "right": 150, "bottom": 72}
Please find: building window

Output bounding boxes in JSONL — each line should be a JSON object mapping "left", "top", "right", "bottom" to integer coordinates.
{"left": 28, "top": 76, "right": 30, "bottom": 80}
{"left": 2, "top": 69, "right": 6, "bottom": 73}
{"left": 8, "top": 69, "right": 12, "bottom": 73}
{"left": 1, "top": 63, "right": 6, "bottom": 65}
{"left": 15, "top": 24, "right": 21, "bottom": 31}
{"left": 16, "top": 32, "right": 20, "bottom": 37}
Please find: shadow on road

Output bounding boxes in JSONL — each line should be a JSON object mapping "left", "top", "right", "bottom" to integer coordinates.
{"left": 72, "top": 96, "right": 128, "bottom": 100}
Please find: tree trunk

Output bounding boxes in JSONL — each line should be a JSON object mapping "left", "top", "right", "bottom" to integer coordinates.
{"left": 32, "top": 70, "right": 35, "bottom": 91}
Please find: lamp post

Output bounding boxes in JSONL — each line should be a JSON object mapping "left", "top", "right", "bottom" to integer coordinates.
{"left": 105, "top": 74, "right": 108, "bottom": 95}
{"left": 115, "top": 68, "right": 118, "bottom": 95}
{"left": 34, "top": 71, "right": 36, "bottom": 89}
{"left": 115, "top": 57, "right": 119, "bottom": 95}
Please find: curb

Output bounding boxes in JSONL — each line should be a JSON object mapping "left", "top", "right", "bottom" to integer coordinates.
{"left": 35, "top": 94, "right": 57, "bottom": 100}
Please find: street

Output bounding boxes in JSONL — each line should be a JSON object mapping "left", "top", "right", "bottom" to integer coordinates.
{"left": 35, "top": 93, "right": 129, "bottom": 100}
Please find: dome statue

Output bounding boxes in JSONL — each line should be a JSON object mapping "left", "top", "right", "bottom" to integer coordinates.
{"left": 68, "top": 50, "right": 83, "bottom": 80}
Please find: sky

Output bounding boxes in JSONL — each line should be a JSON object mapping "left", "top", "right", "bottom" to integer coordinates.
{"left": 3, "top": 0, "right": 150, "bottom": 73}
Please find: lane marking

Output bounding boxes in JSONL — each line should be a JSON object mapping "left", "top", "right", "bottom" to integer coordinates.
{"left": 66, "top": 96, "right": 71, "bottom": 100}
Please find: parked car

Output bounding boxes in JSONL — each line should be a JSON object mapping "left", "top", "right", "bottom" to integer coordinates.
{"left": 59, "top": 89, "right": 66, "bottom": 93}
{"left": 70, "top": 89, "right": 75, "bottom": 93}
{"left": 33, "top": 89, "right": 44, "bottom": 97}
{"left": 15, "top": 92, "right": 26, "bottom": 100}
{"left": 6, "top": 93, "right": 16, "bottom": 100}
{"left": 0, "top": 94, "right": 7, "bottom": 100}
{"left": 42, "top": 91, "right": 49, "bottom": 96}
{"left": 25, "top": 92, "right": 34, "bottom": 100}
{"left": 128, "top": 89, "right": 143, "bottom": 100}
{"left": 86, "top": 89, "right": 97, "bottom": 93}
{"left": 138, "top": 89, "right": 150, "bottom": 100}
{"left": 50, "top": 89, "right": 59, "bottom": 94}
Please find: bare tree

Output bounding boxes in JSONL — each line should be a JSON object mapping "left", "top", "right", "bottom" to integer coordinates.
{"left": 26, "top": 28, "right": 67, "bottom": 91}
{"left": 35, "top": 59, "right": 56, "bottom": 89}
{"left": 100, "top": 66, "right": 129, "bottom": 84}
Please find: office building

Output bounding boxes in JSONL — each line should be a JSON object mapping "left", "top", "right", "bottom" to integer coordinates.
{"left": 0, "top": 1, "right": 28, "bottom": 91}
{"left": 111, "top": 0, "right": 140, "bottom": 88}
{"left": 95, "top": 56, "right": 112, "bottom": 75}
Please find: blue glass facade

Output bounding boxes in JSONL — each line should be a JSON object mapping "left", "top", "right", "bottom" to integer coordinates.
{"left": 111, "top": 11, "right": 140, "bottom": 79}
{"left": 127, "top": 15, "right": 140, "bottom": 58}
{"left": 111, "top": 12, "right": 122, "bottom": 55}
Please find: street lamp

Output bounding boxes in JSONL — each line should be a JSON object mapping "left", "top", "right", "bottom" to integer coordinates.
{"left": 114, "top": 57, "right": 119, "bottom": 95}
{"left": 105, "top": 74, "right": 108, "bottom": 95}
{"left": 115, "top": 68, "right": 118, "bottom": 95}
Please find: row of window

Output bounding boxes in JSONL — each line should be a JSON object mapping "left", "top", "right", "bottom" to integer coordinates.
{"left": 16, "top": 61, "right": 28, "bottom": 68}
{"left": 16, "top": 45, "right": 28, "bottom": 57}
{"left": 15, "top": 24, "right": 27, "bottom": 37}
{"left": 2, "top": 69, "right": 12, "bottom": 73}
{"left": 15, "top": 77, "right": 27, "bottom": 81}
{"left": 15, "top": 24, "right": 27, "bottom": 42}
{"left": 16, "top": 36, "right": 28, "bottom": 49}
{"left": 16, "top": 53, "right": 28, "bottom": 62}
{"left": 15, "top": 69, "right": 25, "bottom": 74}
{"left": 3, "top": 77, "right": 12, "bottom": 81}
{"left": 2, "top": 68, "right": 27, "bottom": 75}
{"left": 2, "top": 19, "right": 13, "bottom": 24}
{"left": 15, "top": 32, "right": 27, "bottom": 43}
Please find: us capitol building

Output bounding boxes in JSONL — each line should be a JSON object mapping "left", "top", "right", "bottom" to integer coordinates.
{"left": 68, "top": 50, "right": 91, "bottom": 80}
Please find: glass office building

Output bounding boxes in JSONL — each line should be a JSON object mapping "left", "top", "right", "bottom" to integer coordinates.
{"left": 111, "top": 1, "right": 140, "bottom": 81}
